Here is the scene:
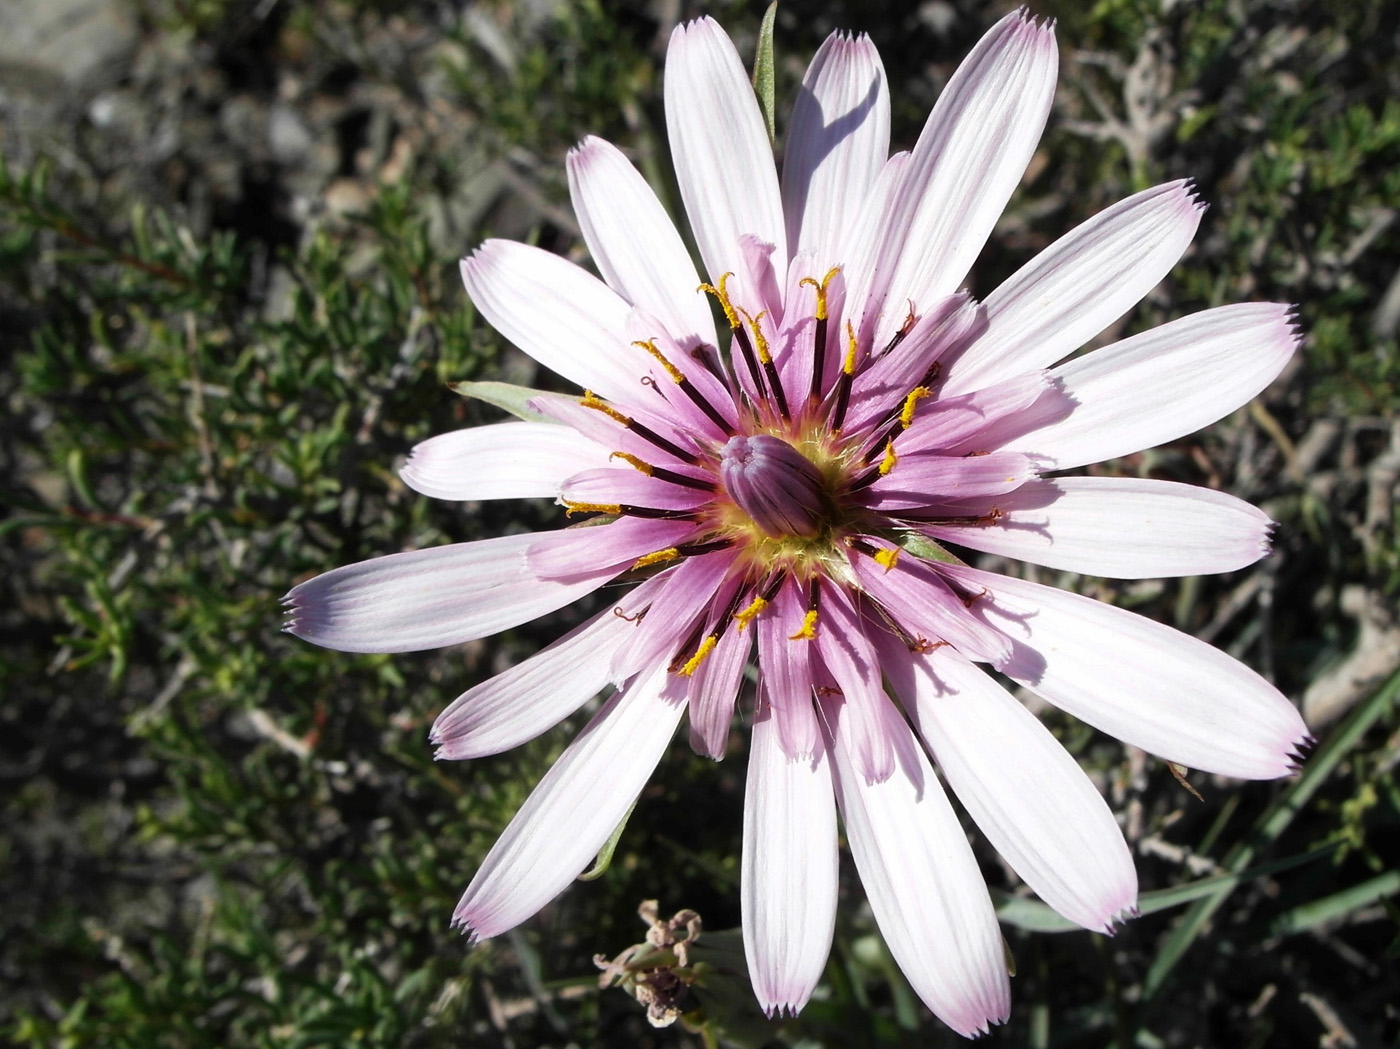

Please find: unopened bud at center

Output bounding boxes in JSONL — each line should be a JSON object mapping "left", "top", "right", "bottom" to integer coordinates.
{"left": 719, "top": 435, "right": 826, "bottom": 538}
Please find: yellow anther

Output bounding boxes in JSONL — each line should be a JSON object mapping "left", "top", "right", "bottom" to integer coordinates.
{"left": 740, "top": 308, "right": 772, "bottom": 364}
{"left": 697, "top": 272, "right": 740, "bottom": 330}
{"left": 843, "top": 320, "right": 859, "bottom": 375}
{"left": 878, "top": 440, "right": 898, "bottom": 476}
{"left": 679, "top": 634, "right": 718, "bottom": 676}
{"left": 788, "top": 609, "right": 819, "bottom": 641}
{"left": 610, "top": 451, "right": 653, "bottom": 476}
{"left": 581, "top": 390, "right": 630, "bottom": 426}
{"left": 900, "top": 387, "right": 931, "bottom": 429}
{"left": 874, "top": 546, "right": 901, "bottom": 572}
{"left": 632, "top": 547, "right": 680, "bottom": 569}
{"left": 732, "top": 595, "right": 769, "bottom": 630}
{"left": 798, "top": 266, "right": 840, "bottom": 321}
{"left": 563, "top": 500, "right": 622, "bottom": 517}
{"left": 633, "top": 339, "right": 685, "bottom": 384}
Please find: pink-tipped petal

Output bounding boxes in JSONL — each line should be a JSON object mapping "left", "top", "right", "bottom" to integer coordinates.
{"left": 925, "top": 477, "right": 1275, "bottom": 578}
{"left": 845, "top": 293, "right": 983, "bottom": 432}
{"left": 757, "top": 578, "right": 820, "bottom": 760}
{"left": 665, "top": 17, "right": 787, "bottom": 288}
{"left": 743, "top": 704, "right": 838, "bottom": 1016}
{"left": 283, "top": 533, "right": 610, "bottom": 654}
{"left": 943, "top": 180, "right": 1206, "bottom": 395}
{"left": 878, "top": 636, "right": 1138, "bottom": 933}
{"left": 453, "top": 666, "right": 686, "bottom": 940}
{"left": 609, "top": 550, "right": 739, "bottom": 682}
{"left": 529, "top": 392, "right": 702, "bottom": 469}
{"left": 782, "top": 31, "right": 890, "bottom": 267}
{"left": 821, "top": 690, "right": 1011, "bottom": 1037}
{"left": 433, "top": 601, "right": 649, "bottom": 760}
{"left": 895, "top": 371, "right": 1058, "bottom": 456}
{"left": 811, "top": 584, "right": 895, "bottom": 783}
{"left": 558, "top": 467, "right": 713, "bottom": 514}
{"left": 400, "top": 422, "right": 612, "bottom": 502}
{"left": 939, "top": 564, "right": 1310, "bottom": 778}
{"left": 527, "top": 517, "right": 698, "bottom": 583}
{"left": 567, "top": 136, "right": 717, "bottom": 351}
{"left": 999, "top": 302, "right": 1301, "bottom": 470}
{"left": 854, "top": 10, "right": 1057, "bottom": 348}
{"left": 460, "top": 242, "right": 645, "bottom": 404}
{"left": 849, "top": 546, "right": 1012, "bottom": 666}
{"left": 864, "top": 451, "right": 1038, "bottom": 512}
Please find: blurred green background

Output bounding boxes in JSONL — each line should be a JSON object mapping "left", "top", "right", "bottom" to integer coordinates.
{"left": 2, "top": 0, "right": 1397, "bottom": 1045}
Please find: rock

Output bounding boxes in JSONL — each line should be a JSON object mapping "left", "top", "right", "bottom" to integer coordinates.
{"left": 0, "top": 0, "right": 139, "bottom": 90}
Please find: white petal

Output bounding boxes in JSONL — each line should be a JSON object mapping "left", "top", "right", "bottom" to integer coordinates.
{"left": 926, "top": 477, "right": 1275, "bottom": 578}
{"left": 939, "top": 564, "right": 1311, "bottom": 778}
{"left": 567, "top": 136, "right": 717, "bottom": 351}
{"left": 822, "top": 690, "right": 1010, "bottom": 1037}
{"left": 854, "top": 11, "right": 1057, "bottom": 348}
{"left": 432, "top": 606, "right": 639, "bottom": 760}
{"left": 781, "top": 32, "right": 889, "bottom": 266}
{"left": 400, "top": 422, "right": 612, "bottom": 502}
{"left": 743, "top": 705, "right": 838, "bottom": 1017}
{"left": 879, "top": 637, "right": 1138, "bottom": 933}
{"left": 460, "top": 241, "right": 643, "bottom": 404}
{"left": 283, "top": 532, "right": 609, "bottom": 653}
{"left": 999, "top": 302, "right": 1301, "bottom": 470}
{"left": 665, "top": 17, "right": 787, "bottom": 287}
{"left": 943, "top": 181, "right": 1206, "bottom": 396}
{"left": 453, "top": 666, "right": 685, "bottom": 940}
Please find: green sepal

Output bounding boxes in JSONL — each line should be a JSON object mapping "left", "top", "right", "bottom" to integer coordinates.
{"left": 447, "top": 379, "right": 557, "bottom": 423}
{"left": 578, "top": 797, "right": 638, "bottom": 881}
{"left": 898, "top": 531, "right": 969, "bottom": 567}
{"left": 753, "top": 3, "right": 778, "bottom": 144}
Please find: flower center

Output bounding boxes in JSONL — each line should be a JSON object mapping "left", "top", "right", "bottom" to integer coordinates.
{"left": 719, "top": 434, "right": 827, "bottom": 539}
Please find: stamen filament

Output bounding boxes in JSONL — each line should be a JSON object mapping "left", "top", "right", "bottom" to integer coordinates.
{"left": 678, "top": 635, "right": 717, "bottom": 676}
{"left": 788, "top": 577, "right": 822, "bottom": 640}
{"left": 632, "top": 339, "right": 685, "bottom": 384}
{"left": 583, "top": 390, "right": 699, "bottom": 464}
{"left": 563, "top": 500, "right": 622, "bottom": 516}
{"left": 829, "top": 321, "right": 858, "bottom": 432}
{"left": 632, "top": 548, "right": 680, "bottom": 569}
{"left": 799, "top": 268, "right": 839, "bottom": 404}
{"left": 733, "top": 595, "right": 768, "bottom": 630}
{"left": 581, "top": 390, "right": 629, "bottom": 425}
{"left": 697, "top": 273, "right": 740, "bottom": 331}
{"left": 741, "top": 308, "right": 789, "bottom": 419}
{"left": 878, "top": 440, "right": 898, "bottom": 476}
{"left": 879, "top": 301, "right": 917, "bottom": 357}
{"left": 900, "top": 387, "right": 931, "bottom": 429}
{"left": 788, "top": 609, "right": 819, "bottom": 640}
{"left": 610, "top": 451, "right": 653, "bottom": 475}
{"left": 635, "top": 339, "right": 735, "bottom": 435}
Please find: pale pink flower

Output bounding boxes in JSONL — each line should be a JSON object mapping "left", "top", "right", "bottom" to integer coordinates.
{"left": 285, "top": 11, "right": 1311, "bottom": 1036}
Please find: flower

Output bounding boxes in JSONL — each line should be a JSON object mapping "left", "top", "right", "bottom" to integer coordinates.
{"left": 284, "top": 10, "right": 1312, "bottom": 1037}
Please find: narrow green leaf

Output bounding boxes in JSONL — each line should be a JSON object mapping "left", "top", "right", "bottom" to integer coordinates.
{"left": 1138, "top": 665, "right": 1400, "bottom": 1011}
{"left": 578, "top": 798, "right": 637, "bottom": 881}
{"left": 898, "top": 532, "right": 969, "bottom": 566}
{"left": 994, "top": 842, "right": 1338, "bottom": 933}
{"left": 1270, "top": 870, "right": 1400, "bottom": 937}
{"left": 753, "top": 3, "right": 778, "bottom": 144}
{"left": 447, "top": 379, "right": 556, "bottom": 423}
